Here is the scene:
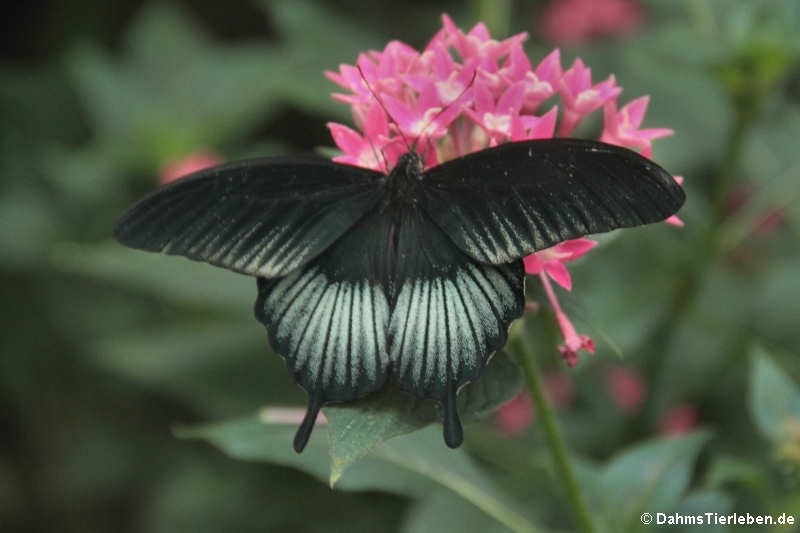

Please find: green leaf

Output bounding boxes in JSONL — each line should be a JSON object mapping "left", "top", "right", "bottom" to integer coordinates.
{"left": 0, "top": 185, "right": 62, "bottom": 267}
{"left": 141, "top": 460, "right": 407, "bottom": 533}
{"left": 749, "top": 345, "right": 800, "bottom": 444}
{"left": 401, "top": 489, "right": 510, "bottom": 533}
{"left": 178, "top": 413, "right": 336, "bottom": 483}
{"left": 87, "top": 322, "right": 301, "bottom": 416}
{"left": 722, "top": 110, "right": 800, "bottom": 252}
{"left": 705, "top": 455, "right": 769, "bottom": 496}
{"left": 577, "top": 20, "right": 732, "bottom": 172}
{"left": 672, "top": 489, "right": 735, "bottom": 533}
{"left": 580, "top": 431, "right": 711, "bottom": 532}
{"left": 66, "top": 3, "right": 283, "bottom": 155}
{"left": 50, "top": 241, "right": 254, "bottom": 311}
{"left": 324, "top": 351, "right": 522, "bottom": 485}
{"left": 178, "top": 413, "right": 540, "bottom": 533}
{"left": 263, "top": 0, "right": 381, "bottom": 115}
{"left": 754, "top": 259, "right": 800, "bottom": 348}
{"left": 90, "top": 323, "right": 264, "bottom": 380}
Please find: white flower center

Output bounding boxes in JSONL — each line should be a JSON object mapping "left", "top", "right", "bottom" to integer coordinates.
{"left": 410, "top": 107, "right": 442, "bottom": 136}
{"left": 524, "top": 73, "right": 552, "bottom": 96}
{"left": 575, "top": 89, "right": 599, "bottom": 108}
{"left": 537, "top": 247, "right": 571, "bottom": 262}
{"left": 482, "top": 112, "right": 510, "bottom": 134}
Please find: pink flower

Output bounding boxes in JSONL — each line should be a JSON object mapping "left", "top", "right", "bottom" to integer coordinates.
{"left": 380, "top": 81, "right": 467, "bottom": 147}
{"left": 509, "top": 106, "right": 558, "bottom": 142}
{"left": 523, "top": 238, "right": 596, "bottom": 291}
{"left": 665, "top": 176, "right": 685, "bottom": 226}
{"left": 544, "top": 371, "right": 575, "bottom": 408}
{"left": 464, "top": 80, "right": 525, "bottom": 144}
{"left": 756, "top": 212, "right": 784, "bottom": 234}
{"left": 726, "top": 183, "right": 786, "bottom": 235}
{"left": 601, "top": 96, "right": 674, "bottom": 159}
{"left": 495, "top": 371, "right": 574, "bottom": 435}
{"left": 160, "top": 151, "right": 222, "bottom": 184}
{"left": 440, "top": 15, "right": 527, "bottom": 74}
{"left": 539, "top": 273, "right": 595, "bottom": 367}
{"left": 606, "top": 366, "right": 646, "bottom": 413}
{"left": 523, "top": 239, "right": 597, "bottom": 365}
{"left": 327, "top": 14, "right": 677, "bottom": 368}
{"left": 407, "top": 45, "right": 477, "bottom": 106}
{"left": 502, "top": 47, "right": 563, "bottom": 112}
{"left": 495, "top": 391, "right": 534, "bottom": 435}
{"left": 659, "top": 405, "right": 698, "bottom": 436}
{"left": 540, "top": 0, "right": 645, "bottom": 46}
{"left": 559, "top": 58, "right": 621, "bottom": 136}
{"left": 328, "top": 104, "right": 396, "bottom": 172}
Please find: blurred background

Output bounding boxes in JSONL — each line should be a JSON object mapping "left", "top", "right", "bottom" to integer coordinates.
{"left": 1, "top": 0, "right": 799, "bottom": 531}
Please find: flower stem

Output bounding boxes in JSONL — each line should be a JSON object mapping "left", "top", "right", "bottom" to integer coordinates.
{"left": 470, "top": 0, "right": 511, "bottom": 38}
{"left": 515, "top": 338, "right": 597, "bottom": 533}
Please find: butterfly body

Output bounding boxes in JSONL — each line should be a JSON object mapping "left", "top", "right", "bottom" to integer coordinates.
{"left": 114, "top": 139, "right": 685, "bottom": 452}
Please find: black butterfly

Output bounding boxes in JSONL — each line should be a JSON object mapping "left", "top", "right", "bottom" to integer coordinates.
{"left": 114, "top": 138, "right": 684, "bottom": 452}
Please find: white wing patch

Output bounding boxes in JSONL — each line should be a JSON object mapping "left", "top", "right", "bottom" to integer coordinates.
{"left": 388, "top": 261, "right": 522, "bottom": 398}
{"left": 258, "top": 265, "right": 391, "bottom": 401}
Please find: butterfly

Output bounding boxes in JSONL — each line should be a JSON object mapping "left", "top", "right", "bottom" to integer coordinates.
{"left": 114, "top": 138, "right": 684, "bottom": 452}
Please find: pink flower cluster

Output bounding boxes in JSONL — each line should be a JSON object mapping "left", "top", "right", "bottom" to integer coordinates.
{"left": 327, "top": 15, "right": 679, "bottom": 367}
{"left": 539, "top": 0, "right": 645, "bottom": 46}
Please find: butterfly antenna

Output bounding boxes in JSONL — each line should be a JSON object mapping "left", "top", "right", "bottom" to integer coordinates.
{"left": 357, "top": 64, "right": 412, "bottom": 154}
{"left": 365, "top": 133, "right": 387, "bottom": 173}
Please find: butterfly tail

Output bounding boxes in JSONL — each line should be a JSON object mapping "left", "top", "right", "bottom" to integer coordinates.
{"left": 443, "top": 379, "right": 463, "bottom": 448}
{"left": 293, "top": 394, "right": 323, "bottom": 453}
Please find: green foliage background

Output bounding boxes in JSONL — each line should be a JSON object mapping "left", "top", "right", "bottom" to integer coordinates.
{"left": 1, "top": 0, "right": 799, "bottom": 531}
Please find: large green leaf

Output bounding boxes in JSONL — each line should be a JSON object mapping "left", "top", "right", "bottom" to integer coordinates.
{"left": 66, "top": 3, "right": 283, "bottom": 156}
{"left": 579, "top": 432, "right": 711, "bottom": 533}
{"left": 749, "top": 345, "right": 800, "bottom": 444}
{"left": 178, "top": 413, "right": 540, "bottom": 533}
{"left": 140, "top": 460, "right": 407, "bottom": 533}
{"left": 672, "top": 489, "right": 734, "bottom": 533}
{"left": 325, "top": 351, "right": 522, "bottom": 484}
{"left": 87, "top": 322, "right": 302, "bottom": 416}
{"left": 401, "top": 489, "right": 510, "bottom": 533}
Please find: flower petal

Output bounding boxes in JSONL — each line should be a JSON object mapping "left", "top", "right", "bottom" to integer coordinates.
{"left": 545, "top": 260, "right": 572, "bottom": 290}
{"left": 523, "top": 253, "right": 544, "bottom": 274}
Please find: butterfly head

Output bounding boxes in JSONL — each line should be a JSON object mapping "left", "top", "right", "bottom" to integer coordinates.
{"left": 394, "top": 151, "right": 425, "bottom": 179}
{"left": 383, "top": 151, "right": 425, "bottom": 206}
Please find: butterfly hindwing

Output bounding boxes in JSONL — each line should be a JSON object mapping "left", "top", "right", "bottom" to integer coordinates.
{"left": 387, "top": 209, "right": 525, "bottom": 447}
{"left": 254, "top": 213, "right": 396, "bottom": 452}
{"left": 255, "top": 206, "right": 526, "bottom": 451}
{"left": 114, "top": 157, "right": 384, "bottom": 278}
{"left": 421, "top": 139, "right": 685, "bottom": 264}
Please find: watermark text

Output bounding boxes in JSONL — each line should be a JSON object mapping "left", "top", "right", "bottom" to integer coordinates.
{"left": 640, "top": 512, "right": 796, "bottom": 527}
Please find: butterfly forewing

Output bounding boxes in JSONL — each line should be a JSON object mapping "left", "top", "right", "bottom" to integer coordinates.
{"left": 113, "top": 157, "right": 384, "bottom": 278}
{"left": 421, "top": 139, "right": 685, "bottom": 264}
